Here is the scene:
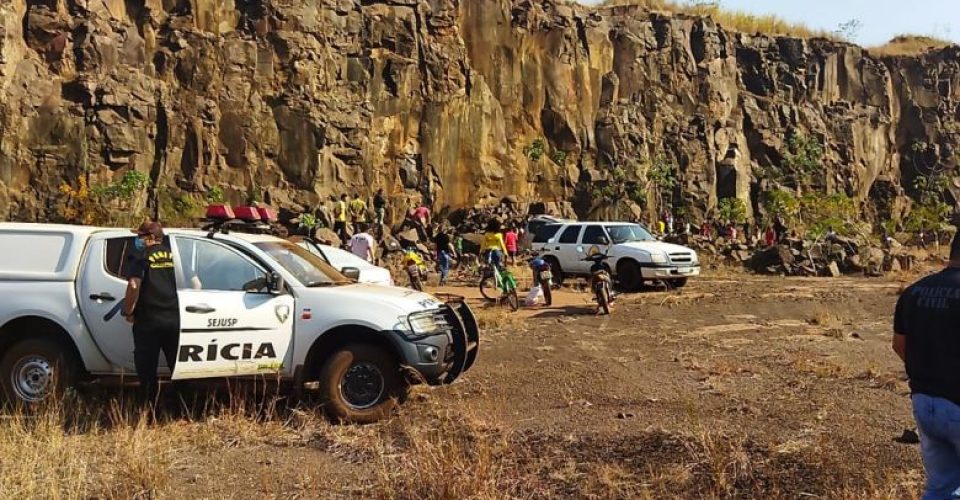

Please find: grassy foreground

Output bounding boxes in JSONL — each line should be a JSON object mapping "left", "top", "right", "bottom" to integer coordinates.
{"left": 0, "top": 385, "right": 920, "bottom": 499}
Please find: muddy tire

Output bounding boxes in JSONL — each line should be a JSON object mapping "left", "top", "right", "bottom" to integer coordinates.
{"left": 318, "top": 344, "right": 405, "bottom": 424}
{"left": 671, "top": 278, "right": 689, "bottom": 288}
{"left": 598, "top": 287, "right": 611, "bottom": 315}
{"left": 505, "top": 288, "right": 519, "bottom": 311}
{"left": 409, "top": 274, "right": 423, "bottom": 291}
{"left": 479, "top": 276, "right": 497, "bottom": 301}
{"left": 0, "top": 338, "right": 77, "bottom": 408}
{"left": 617, "top": 260, "right": 643, "bottom": 292}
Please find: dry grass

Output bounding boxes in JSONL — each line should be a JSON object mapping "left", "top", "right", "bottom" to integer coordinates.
{"left": 473, "top": 303, "right": 528, "bottom": 335}
{"left": 0, "top": 399, "right": 175, "bottom": 499}
{"left": 0, "top": 390, "right": 922, "bottom": 499}
{"left": 367, "top": 411, "right": 921, "bottom": 498}
{"left": 595, "top": 0, "right": 832, "bottom": 39}
{"left": 0, "top": 388, "right": 298, "bottom": 499}
{"left": 808, "top": 309, "right": 846, "bottom": 339}
{"left": 371, "top": 410, "right": 522, "bottom": 499}
{"left": 869, "top": 35, "right": 954, "bottom": 57}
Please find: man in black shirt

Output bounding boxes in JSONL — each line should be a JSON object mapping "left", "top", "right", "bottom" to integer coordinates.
{"left": 894, "top": 232, "right": 960, "bottom": 499}
{"left": 434, "top": 230, "right": 452, "bottom": 260}
{"left": 123, "top": 222, "right": 180, "bottom": 405}
{"left": 373, "top": 188, "right": 387, "bottom": 226}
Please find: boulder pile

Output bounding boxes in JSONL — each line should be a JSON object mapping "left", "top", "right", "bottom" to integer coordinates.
{"left": 685, "top": 235, "right": 919, "bottom": 277}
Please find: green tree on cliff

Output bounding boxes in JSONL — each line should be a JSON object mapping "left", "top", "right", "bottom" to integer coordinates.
{"left": 781, "top": 132, "right": 824, "bottom": 191}
{"left": 717, "top": 197, "right": 748, "bottom": 224}
{"left": 644, "top": 154, "right": 677, "bottom": 213}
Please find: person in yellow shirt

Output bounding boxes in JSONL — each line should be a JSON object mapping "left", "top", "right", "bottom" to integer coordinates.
{"left": 482, "top": 220, "right": 508, "bottom": 270}
{"left": 349, "top": 193, "right": 367, "bottom": 231}
{"left": 333, "top": 194, "right": 348, "bottom": 245}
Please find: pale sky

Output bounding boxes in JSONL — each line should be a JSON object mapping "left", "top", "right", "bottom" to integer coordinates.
{"left": 577, "top": 0, "right": 960, "bottom": 46}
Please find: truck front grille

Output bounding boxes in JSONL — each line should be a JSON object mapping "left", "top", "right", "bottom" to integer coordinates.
{"left": 433, "top": 310, "right": 453, "bottom": 332}
{"left": 669, "top": 252, "right": 694, "bottom": 264}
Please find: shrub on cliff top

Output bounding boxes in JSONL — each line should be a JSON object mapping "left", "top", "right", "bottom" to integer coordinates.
{"left": 869, "top": 35, "right": 955, "bottom": 57}
{"left": 596, "top": 0, "right": 830, "bottom": 39}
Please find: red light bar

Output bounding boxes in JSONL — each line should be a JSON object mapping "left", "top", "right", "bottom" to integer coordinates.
{"left": 205, "top": 204, "right": 235, "bottom": 220}
{"left": 233, "top": 206, "right": 262, "bottom": 221}
{"left": 256, "top": 206, "right": 277, "bottom": 222}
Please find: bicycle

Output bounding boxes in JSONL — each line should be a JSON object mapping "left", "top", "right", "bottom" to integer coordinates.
{"left": 479, "top": 254, "right": 519, "bottom": 311}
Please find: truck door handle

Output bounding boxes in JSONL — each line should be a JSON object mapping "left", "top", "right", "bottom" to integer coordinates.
{"left": 186, "top": 305, "right": 216, "bottom": 314}
{"left": 554, "top": 246, "right": 560, "bottom": 250}
{"left": 89, "top": 293, "right": 116, "bottom": 302}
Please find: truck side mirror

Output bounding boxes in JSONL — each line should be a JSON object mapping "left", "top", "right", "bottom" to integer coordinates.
{"left": 341, "top": 267, "right": 361, "bottom": 281}
{"left": 598, "top": 235, "right": 610, "bottom": 245}
{"left": 267, "top": 272, "right": 285, "bottom": 294}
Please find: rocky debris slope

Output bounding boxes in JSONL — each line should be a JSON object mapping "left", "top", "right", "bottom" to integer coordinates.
{"left": 686, "top": 234, "right": 923, "bottom": 277}
{"left": 0, "top": 1, "right": 958, "bottom": 226}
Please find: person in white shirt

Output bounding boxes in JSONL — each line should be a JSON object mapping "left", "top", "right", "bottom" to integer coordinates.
{"left": 349, "top": 224, "right": 376, "bottom": 263}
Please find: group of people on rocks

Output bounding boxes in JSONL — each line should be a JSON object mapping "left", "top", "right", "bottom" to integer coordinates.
{"left": 647, "top": 208, "right": 793, "bottom": 249}
{"left": 313, "top": 189, "right": 443, "bottom": 265}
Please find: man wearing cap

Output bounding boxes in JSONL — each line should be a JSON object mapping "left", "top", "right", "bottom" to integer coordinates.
{"left": 123, "top": 222, "right": 180, "bottom": 405}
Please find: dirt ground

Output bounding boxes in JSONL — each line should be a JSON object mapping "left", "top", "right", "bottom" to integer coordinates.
{"left": 156, "top": 267, "right": 929, "bottom": 499}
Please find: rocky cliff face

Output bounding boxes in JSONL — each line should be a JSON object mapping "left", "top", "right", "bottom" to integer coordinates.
{"left": 0, "top": 0, "right": 958, "bottom": 225}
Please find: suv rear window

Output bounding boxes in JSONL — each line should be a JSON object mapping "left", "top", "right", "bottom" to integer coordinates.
{"left": 582, "top": 226, "right": 608, "bottom": 245}
{"left": 558, "top": 225, "right": 582, "bottom": 244}
{"left": 532, "top": 224, "right": 562, "bottom": 243}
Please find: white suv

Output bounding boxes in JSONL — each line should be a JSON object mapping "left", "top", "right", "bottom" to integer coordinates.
{"left": 532, "top": 222, "right": 700, "bottom": 290}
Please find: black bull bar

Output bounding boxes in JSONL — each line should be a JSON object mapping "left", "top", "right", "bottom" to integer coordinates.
{"left": 434, "top": 293, "right": 480, "bottom": 384}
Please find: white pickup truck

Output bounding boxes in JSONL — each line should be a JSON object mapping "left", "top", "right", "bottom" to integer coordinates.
{"left": 532, "top": 221, "right": 700, "bottom": 290}
{"left": 0, "top": 223, "right": 479, "bottom": 422}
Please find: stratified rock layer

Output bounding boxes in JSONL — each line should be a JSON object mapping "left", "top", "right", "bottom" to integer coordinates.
{"left": 0, "top": 0, "right": 958, "bottom": 223}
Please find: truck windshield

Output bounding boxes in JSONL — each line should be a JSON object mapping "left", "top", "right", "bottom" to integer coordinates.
{"left": 605, "top": 224, "right": 655, "bottom": 244}
{"left": 254, "top": 241, "right": 351, "bottom": 287}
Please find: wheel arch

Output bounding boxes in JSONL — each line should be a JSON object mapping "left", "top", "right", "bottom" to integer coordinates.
{"left": 303, "top": 325, "right": 403, "bottom": 379}
{"left": 542, "top": 254, "right": 564, "bottom": 277}
{"left": 0, "top": 316, "right": 86, "bottom": 374}
{"left": 615, "top": 256, "right": 640, "bottom": 276}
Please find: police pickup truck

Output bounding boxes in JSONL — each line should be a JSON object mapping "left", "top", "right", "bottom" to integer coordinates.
{"left": 0, "top": 223, "right": 479, "bottom": 422}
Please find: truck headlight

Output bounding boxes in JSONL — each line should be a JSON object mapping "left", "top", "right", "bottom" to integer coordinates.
{"left": 400, "top": 311, "right": 440, "bottom": 340}
{"left": 650, "top": 252, "right": 668, "bottom": 264}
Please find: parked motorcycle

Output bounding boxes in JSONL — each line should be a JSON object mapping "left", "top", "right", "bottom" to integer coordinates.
{"left": 584, "top": 248, "right": 614, "bottom": 315}
{"left": 403, "top": 248, "right": 428, "bottom": 291}
{"left": 528, "top": 253, "right": 553, "bottom": 307}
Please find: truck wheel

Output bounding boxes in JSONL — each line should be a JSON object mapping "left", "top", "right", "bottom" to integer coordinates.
{"left": 617, "top": 260, "right": 643, "bottom": 292}
{"left": 672, "top": 278, "right": 689, "bottom": 288}
{"left": 317, "top": 344, "right": 405, "bottom": 424}
{"left": 545, "top": 257, "right": 564, "bottom": 287}
{"left": 0, "top": 338, "right": 77, "bottom": 408}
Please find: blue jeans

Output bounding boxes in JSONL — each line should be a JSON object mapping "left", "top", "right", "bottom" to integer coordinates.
{"left": 486, "top": 250, "right": 503, "bottom": 270}
{"left": 914, "top": 393, "right": 960, "bottom": 500}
